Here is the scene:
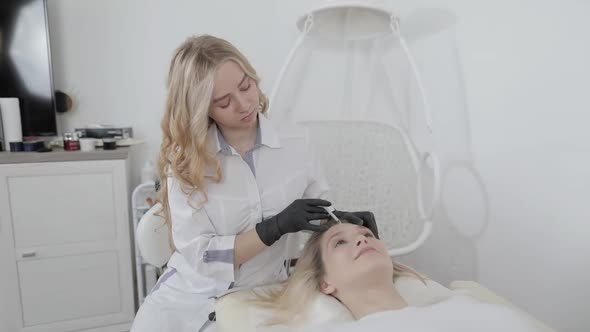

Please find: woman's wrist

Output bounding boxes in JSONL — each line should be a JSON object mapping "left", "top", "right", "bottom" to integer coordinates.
{"left": 234, "top": 228, "right": 269, "bottom": 267}
{"left": 255, "top": 216, "right": 282, "bottom": 247}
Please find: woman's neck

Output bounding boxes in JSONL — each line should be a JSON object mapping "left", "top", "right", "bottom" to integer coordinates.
{"left": 338, "top": 279, "right": 407, "bottom": 320}
{"left": 218, "top": 118, "right": 258, "bottom": 156}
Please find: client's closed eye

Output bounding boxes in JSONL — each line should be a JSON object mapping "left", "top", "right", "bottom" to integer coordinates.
{"left": 364, "top": 232, "right": 374, "bottom": 238}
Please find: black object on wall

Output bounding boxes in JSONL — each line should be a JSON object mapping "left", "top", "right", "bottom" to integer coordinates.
{"left": 0, "top": 0, "right": 57, "bottom": 137}
{"left": 55, "top": 90, "right": 72, "bottom": 113}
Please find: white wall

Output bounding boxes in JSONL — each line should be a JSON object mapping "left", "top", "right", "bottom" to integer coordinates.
{"left": 47, "top": 1, "right": 589, "bottom": 331}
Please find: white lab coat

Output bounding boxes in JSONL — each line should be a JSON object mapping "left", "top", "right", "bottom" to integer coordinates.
{"left": 131, "top": 114, "right": 329, "bottom": 332}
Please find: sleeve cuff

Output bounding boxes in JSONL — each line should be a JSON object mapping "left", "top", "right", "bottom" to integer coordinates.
{"left": 199, "top": 234, "right": 236, "bottom": 282}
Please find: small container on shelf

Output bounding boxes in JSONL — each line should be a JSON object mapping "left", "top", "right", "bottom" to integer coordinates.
{"left": 102, "top": 138, "right": 117, "bottom": 150}
{"left": 63, "top": 132, "right": 80, "bottom": 151}
{"left": 80, "top": 138, "right": 97, "bottom": 152}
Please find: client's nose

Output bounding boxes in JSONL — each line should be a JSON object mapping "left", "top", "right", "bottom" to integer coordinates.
{"left": 356, "top": 237, "right": 368, "bottom": 246}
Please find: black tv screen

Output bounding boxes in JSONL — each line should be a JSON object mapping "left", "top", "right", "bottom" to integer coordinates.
{"left": 0, "top": 0, "right": 57, "bottom": 137}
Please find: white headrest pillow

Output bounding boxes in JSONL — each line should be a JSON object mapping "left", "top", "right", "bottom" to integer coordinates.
{"left": 215, "top": 276, "right": 454, "bottom": 332}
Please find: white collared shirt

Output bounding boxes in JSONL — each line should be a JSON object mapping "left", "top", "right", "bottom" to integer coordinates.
{"left": 166, "top": 114, "right": 329, "bottom": 295}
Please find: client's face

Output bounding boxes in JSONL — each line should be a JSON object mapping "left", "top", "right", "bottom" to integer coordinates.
{"left": 319, "top": 223, "right": 393, "bottom": 295}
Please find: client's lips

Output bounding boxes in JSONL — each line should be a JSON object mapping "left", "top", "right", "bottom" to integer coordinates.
{"left": 355, "top": 246, "right": 377, "bottom": 259}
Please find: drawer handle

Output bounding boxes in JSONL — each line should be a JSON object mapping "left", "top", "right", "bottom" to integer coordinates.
{"left": 22, "top": 251, "right": 36, "bottom": 258}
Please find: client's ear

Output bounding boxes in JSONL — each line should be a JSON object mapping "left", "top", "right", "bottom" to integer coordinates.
{"left": 320, "top": 279, "right": 336, "bottom": 295}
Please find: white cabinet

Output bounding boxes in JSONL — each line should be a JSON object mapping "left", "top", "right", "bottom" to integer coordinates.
{"left": 0, "top": 158, "right": 135, "bottom": 332}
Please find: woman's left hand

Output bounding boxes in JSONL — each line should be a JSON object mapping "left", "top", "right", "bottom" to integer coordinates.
{"left": 334, "top": 211, "right": 379, "bottom": 239}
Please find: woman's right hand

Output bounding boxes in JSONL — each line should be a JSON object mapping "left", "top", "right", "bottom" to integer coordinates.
{"left": 255, "top": 199, "right": 332, "bottom": 246}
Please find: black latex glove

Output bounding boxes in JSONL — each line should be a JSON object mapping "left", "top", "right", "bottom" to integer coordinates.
{"left": 334, "top": 210, "right": 380, "bottom": 239}
{"left": 256, "top": 199, "right": 332, "bottom": 246}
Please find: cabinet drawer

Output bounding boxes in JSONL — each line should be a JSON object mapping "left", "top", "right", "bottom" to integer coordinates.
{"left": 9, "top": 172, "right": 117, "bottom": 247}
{"left": 17, "top": 251, "right": 122, "bottom": 327}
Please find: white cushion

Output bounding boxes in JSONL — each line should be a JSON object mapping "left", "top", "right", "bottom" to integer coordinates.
{"left": 215, "top": 276, "right": 453, "bottom": 332}
{"left": 449, "top": 281, "right": 556, "bottom": 332}
{"left": 136, "top": 203, "right": 173, "bottom": 268}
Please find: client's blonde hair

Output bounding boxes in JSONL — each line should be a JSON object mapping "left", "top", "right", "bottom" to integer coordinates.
{"left": 254, "top": 222, "right": 424, "bottom": 325}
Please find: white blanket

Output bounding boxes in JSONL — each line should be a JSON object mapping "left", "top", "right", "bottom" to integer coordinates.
{"left": 298, "top": 294, "right": 539, "bottom": 332}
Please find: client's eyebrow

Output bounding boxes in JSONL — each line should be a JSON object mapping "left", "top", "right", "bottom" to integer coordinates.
{"left": 325, "top": 231, "right": 343, "bottom": 248}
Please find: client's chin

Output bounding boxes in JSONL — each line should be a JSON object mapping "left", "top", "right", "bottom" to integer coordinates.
{"left": 352, "top": 252, "right": 395, "bottom": 285}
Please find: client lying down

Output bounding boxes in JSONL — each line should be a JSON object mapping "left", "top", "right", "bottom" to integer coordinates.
{"left": 255, "top": 220, "right": 539, "bottom": 331}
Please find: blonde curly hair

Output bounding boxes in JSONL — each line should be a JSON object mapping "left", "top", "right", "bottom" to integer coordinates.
{"left": 157, "top": 35, "right": 268, "bottom": 226}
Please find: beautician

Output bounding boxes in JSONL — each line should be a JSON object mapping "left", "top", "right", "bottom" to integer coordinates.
{"left": 131, "top": 35, "right": 378, "bottom": 332}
